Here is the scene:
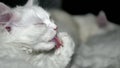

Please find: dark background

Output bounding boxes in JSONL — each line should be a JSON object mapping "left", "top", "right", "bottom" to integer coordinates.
{"left": 62, "top": 0, "right": 120, "bottom": 25}
{"left": 0, "top": 0, "right": 119, "bottom": 24}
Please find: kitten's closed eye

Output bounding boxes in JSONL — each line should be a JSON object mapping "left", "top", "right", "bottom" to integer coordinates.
{"left": 49, "top": 16, "right": 58, "bottom": 30}
{"left": 34, "top": 22, "right": 45, "bottom": 25}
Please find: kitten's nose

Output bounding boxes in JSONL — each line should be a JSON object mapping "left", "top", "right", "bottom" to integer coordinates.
{"left": 49, "top": 22, "right": 57, "bottom": 30}
{"left": 54, "top": 26, "right": 58, "bottom": 30}
{"left": 44, "top": 20, "right": 57, "bottom": 30}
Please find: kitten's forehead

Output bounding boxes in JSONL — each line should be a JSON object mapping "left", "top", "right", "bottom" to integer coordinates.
{"left": 13, "top": 6, "right": 56, "bottom": 29}
{"left": 32, "top": 6, "right": 50, "bottom": 19}
{"left": 15, "top": 6, "right": 50, "bottom": 19}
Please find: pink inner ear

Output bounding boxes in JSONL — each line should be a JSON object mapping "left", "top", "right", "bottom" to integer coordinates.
{"left": 97, "top": 11, "right": 108, "bottom": 28}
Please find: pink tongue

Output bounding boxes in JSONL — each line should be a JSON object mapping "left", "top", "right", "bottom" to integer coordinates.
{"left": 53, "top": 36, "right": 63, "bottom": 49}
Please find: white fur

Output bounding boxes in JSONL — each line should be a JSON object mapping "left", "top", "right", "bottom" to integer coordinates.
{"left": 28, "top": 32, "right": 75, "bottom": 68}
{"left": 0, "top": 57, "right": 39, "bottom": 68}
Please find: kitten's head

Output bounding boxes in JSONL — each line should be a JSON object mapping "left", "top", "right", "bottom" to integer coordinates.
{"left": 0, "top": 0, "right": 61, "bottom": 51}
{"left": 74, "top": 11, "right": 119, "bottom": 43}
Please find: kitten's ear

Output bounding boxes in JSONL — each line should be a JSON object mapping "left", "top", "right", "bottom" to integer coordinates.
{"left": 97, "top": 11, "right": 108, "bottom": 28}
{"left": 24, "top": 0, "right": 38, "bottom": 7}
{"left": 0, "top": 3, "right": 12, "bottom": 23}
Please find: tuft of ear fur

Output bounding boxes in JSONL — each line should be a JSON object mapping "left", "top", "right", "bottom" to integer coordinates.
{"left": 0, "top": 3, "right": 12, "bottom": 24}
{"left": 24, "top": 0, "right": 39, "bottom": 7}
{"left": 97, "top": 11, "right": 108, "bottom": 28}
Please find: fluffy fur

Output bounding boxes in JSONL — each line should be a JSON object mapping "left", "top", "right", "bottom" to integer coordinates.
{"left": 0, "top": 0, "right": 75, "bottom": 68}
{"left": 0, "top": 57, "right": 39, "bottom": 68}
{"left": 49, "top": 9, "right": 81, "bottom": 68}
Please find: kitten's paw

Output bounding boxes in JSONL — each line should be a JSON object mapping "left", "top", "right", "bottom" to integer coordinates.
{"left": 55, "top": 32, "right": 75, "bottom": 56}
{"left": 58, "top": 32, "right": 75, "bottom": 48}
{"left": 21, "top": 46, "right": 32, "bottom": 54}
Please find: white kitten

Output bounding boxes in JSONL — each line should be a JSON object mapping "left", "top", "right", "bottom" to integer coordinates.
{"left": 0, "top": 0, "right": 75, "bottom": 68}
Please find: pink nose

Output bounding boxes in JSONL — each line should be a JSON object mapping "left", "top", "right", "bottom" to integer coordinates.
{"left": 5, "top": 26, "right": 11, "bottom": 32}
{"left": 54, "top": 26, "right": 58, "bottom": 30}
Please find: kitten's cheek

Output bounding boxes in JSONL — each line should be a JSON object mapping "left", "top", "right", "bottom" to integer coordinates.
{"left": 41, "top": 30, "right": 56, "bottom": 42}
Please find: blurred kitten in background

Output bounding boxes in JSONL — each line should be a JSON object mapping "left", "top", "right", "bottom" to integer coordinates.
{"left": 73, "top": 11, "right": 119, "bottom": 43}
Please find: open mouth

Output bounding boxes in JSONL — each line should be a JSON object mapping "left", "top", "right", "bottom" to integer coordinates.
{"left": 50, "top": 35, "right": 63, "bottom": 49}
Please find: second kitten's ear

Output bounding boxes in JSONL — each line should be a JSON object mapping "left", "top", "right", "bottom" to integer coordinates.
{"left": 24, "top": 0, "right": 38, "bottom": 7}
{"left": 97, "top": 11, "right": 108, "bottom": 28}
{"left": 0, "top": 3, "right": 12, "bottom": 23}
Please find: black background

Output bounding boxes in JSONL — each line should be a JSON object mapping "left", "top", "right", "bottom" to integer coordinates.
{"left": 0, "top": 0, "right": 119, "bottom": 24}
{"left": 62, "top": 0, "right": 120, "bottom": 24}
